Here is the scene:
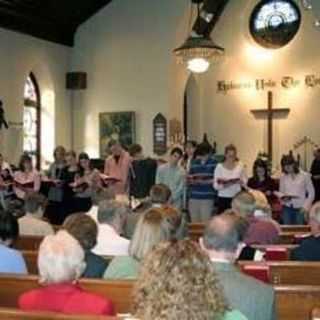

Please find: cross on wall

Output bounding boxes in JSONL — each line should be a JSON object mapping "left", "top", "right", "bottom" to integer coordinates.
{"left": 251, "top": 91, "right": 290, "bottom": 163}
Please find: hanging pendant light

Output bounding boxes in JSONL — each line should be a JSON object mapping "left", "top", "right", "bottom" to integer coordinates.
{"left": 174, "top": 0, "right": 225, "bottom": 74}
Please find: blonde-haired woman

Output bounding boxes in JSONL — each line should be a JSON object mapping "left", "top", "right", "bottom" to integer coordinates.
{"left": 19, "top": 230, "right": 115, "bottom": 315}
{"left": 104, "top": 208, "right": 171, "bottom": 279}
{"left": 133, "top": 240, "right": 247, "bottom": 320}
{"left": 250, "top": 190, "right": 281, "bottom": 233}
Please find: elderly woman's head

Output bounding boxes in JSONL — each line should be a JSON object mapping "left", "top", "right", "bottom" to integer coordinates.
{"left": 38, "top": 231, "right": 86, "bottom": 285}
{"left": 133, "top": 239, "right": 228, "bottom": 320}
{"left": 232, "top": 191, "right": 255, "bottom": 218}
{"left": 129, "top": 208, "right": 171, "bottom": 261}
{"left": 250, "top": 190, "right": 271, "bottom": 218}
{"left": 63, "top": 213, "right": 98, "bottom": 251}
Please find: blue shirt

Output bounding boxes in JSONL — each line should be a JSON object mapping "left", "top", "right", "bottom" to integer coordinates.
{"left": 0, "top": 244, "right": 28, "bottom": 274}
{"left": 156, "top": 163, "right": 185, "bottom": 209}
{"left": 188, "top": 157, "right": 217, "bottom": 200}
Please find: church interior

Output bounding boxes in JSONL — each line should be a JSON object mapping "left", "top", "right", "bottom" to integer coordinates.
{"left": 1, "top": 0, "right": 320, "bottom": 319}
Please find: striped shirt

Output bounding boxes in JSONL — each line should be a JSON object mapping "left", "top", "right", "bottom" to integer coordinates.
{"left": 188, "top": 157, "right": 217, "bottom": 200}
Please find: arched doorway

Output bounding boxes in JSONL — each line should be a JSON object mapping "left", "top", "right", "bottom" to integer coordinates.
{"left": 183, "top": 75, "right": 201, "bottom": 142}
{"left": 23, "top": 73, "right": 41, "bottom": 169}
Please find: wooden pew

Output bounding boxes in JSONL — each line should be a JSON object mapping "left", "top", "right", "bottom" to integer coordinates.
{"left": 188, "top": 223, "right": 311, "bottom": 244}
{"left": 21, "top": 252, "right": 113, "bottom": 275}
{"left": 277, "top": 232, "right": 310, "bottom": 245}
{"left": 22, "top": 251, "right": 38, "bottom": 275}
{"left": 252, "top": 244, "right": 298, "bottom": 251}
{"left": 0, "top": 275, "right": 134, "bottom": 314}
{"left": 238, "top": 261, "right": 320, "bottom": 285}
{"left": 14, "top": 236, "right": 43, "bottom": 251}
{"left": 1, "top": 275, "right": 320, "bottom": 320}
{"left": 281, "top": 225, "right": 311, "bottom": 233}
{"left": 275, "top": 286, "right": 320, "bottom": 320}
{"left": 0, "top": 307, "right": 118, "bottom": 319}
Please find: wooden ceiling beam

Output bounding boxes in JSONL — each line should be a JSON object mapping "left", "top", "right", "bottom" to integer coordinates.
{"left": 0, "top": 0, "right": 112, "bottom": 46}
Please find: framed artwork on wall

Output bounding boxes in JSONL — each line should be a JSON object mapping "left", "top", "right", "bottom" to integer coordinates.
{"left": 99, "top": 111, "right": 135, "bottom": 158}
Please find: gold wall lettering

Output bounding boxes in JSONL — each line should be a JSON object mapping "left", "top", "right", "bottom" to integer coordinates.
{"left": 217, "top": 75, "right": 320, "bottom": 94}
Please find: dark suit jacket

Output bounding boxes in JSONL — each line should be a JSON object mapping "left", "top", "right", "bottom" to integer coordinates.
{"left": 83, "top": 251, "right": 109, "bottom": 278}
{"left": 291, "top": 236, "right": 320, "bottom": 261}
{"left": 212, "top": 261, "right": 276, "bottom": 320}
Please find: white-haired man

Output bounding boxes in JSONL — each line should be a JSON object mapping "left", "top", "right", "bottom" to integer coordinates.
{"left": 19, "top": 230, "right": 114, "bottom": 315}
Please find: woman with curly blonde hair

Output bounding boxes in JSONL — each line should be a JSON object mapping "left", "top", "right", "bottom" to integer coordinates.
{"left": 132, "top": 239, "right": 247, "bottom": 320}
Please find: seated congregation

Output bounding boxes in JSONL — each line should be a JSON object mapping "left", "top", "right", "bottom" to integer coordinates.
{"left": 0, "top": 140, "right": 320, "bottom": 319}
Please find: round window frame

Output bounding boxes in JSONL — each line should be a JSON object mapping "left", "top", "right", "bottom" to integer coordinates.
{"left": 249, "top": 0, "right": 301, "bottom": 49}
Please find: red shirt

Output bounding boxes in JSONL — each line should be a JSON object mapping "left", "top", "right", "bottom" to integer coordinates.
{"left": 19, "top": 283, "right": 115, "bottom": 316}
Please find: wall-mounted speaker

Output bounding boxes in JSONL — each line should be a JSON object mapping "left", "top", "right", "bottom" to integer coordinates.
{"left": 66, "top": 72, "right": 87, "bottom": 90}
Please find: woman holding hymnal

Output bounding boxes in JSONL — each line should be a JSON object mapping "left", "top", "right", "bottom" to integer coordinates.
{"left": 0, "top": 153, "right": 14, "bottom": 209}
{"left": 13, "top": 154, "right": 41, "bottom": 200}
{"left": 214, "top": 144, "right": 247, "bottom": 214}
{"left": 71, "top": 152, "right": 101, "bottom": 213}
{"left": 278, "top": 154, "right": 315, "bottom": 225}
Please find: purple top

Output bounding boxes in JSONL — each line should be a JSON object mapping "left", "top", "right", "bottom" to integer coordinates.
{"left": 244, "top": 217, "right": 280, "bottom": 245}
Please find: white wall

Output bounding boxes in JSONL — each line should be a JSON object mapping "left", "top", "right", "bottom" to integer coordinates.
{"left": 199, "top": 0, "right": 320, "bottom": 171}
{"left": 72, "top": 0, "right": 189, "bottom": 157}
{"left": 0, "top": 28, "right": 71, "bottom": 166}
{"left": 72, "top": 0, "right": 320, "bottom": 171}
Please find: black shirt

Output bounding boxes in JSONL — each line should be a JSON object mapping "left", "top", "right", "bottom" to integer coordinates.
{"left": 83, "top": 251, "right": 109, "bottom": 278}
{"left": 130, "top": 158, "right": 157, "bottom": 198}
{"left": 291, "top": 236, "right": 320, "bottom": 261}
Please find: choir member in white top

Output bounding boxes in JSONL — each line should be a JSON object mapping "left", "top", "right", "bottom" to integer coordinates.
{"left": 214, "top": 145, "right": 247, "bottom": 214}
{"left": 279, "top": 154, "right": 315, "bottom": 225}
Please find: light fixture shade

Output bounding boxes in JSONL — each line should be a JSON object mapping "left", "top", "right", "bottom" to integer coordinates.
{"left": 174, "top": 35, "right": 225, "bottom": 73}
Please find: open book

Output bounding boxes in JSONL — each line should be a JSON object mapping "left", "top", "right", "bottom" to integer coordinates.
{"left": 274, "top": 191, "right": 299, "bottom": 201}
{"left": 217, "top": 178, "right": 241, "bottom": 185}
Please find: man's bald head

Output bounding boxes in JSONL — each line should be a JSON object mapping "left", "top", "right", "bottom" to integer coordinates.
{"left": 202, "top": 211, "right": 240, "bottom": 253}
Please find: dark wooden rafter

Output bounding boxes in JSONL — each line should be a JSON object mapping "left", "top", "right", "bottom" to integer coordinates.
{"left": 0, "top": 0, "right": 112, "bottom": 46}
{"left": 192, "top": 0, "right": 230, "bottom": 36}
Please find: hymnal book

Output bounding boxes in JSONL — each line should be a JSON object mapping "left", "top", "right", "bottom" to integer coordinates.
{"left": 274, "top": 191, "right": 299, "bottom": 201}
{"left": 70, "top": 182, "right": 89, "bottom": 192}
{"left": 100, "top": 174, "right": 121, "bottom": 186}
{"left": 14, "top": 180, "right": 35, "bottom": 189}
{"left": 41, "top": 177, "right": 63, "bottom": 187}
{"left": 217, "top": 178, "right": 241, "bottom": 185}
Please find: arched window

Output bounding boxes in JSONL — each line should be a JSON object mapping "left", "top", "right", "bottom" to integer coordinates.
{"left": 23, "top": 73, "right": 41, "bottom": 169}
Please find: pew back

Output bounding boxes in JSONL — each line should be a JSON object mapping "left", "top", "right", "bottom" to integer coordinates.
{"left": 0, "top": 307, "right": 118, "bottom": 320}
{"left": 0, "top": 275, "right": 134, "bottom": 314}
{"left": 275, "top": 286, "right": 320, "bottom": 320}
{"left": 1, "top": 275, "right": 320, "bottom": 320}
{"left": 238, "top": 261, "right": 320, "bottom": 285}
{"left": 14, "top": 237, "right": 43, "bottom": 251}
{"left": 188, "top": 223, "right": 311, "bottom": 244}
{"left": 22, "top": 251, "right": 38, "bottom": 275}
{"left": 21, "top": 252, "right": 113, "bottom": 275}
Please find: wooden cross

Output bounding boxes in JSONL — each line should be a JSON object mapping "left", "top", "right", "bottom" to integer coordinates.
{"left": 251, "top": 91, "right": 290, "bottom": 162}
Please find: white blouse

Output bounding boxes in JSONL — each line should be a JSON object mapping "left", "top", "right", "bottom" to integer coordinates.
{"left": 279, "top": 171, "right": 315, "bottom": 210}
{"left": 214, "top": 162, "right": 247, "bottom": 198}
